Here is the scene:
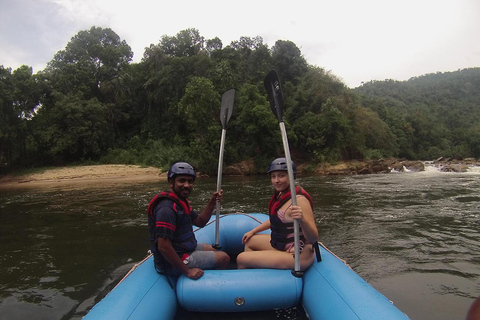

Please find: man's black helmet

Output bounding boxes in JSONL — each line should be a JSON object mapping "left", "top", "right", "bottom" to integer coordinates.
{"left": 267, "top": 158, "right": 296, "bottom": 175}
{"left": 168, "top": 162, "right": 196, "bottom": 180}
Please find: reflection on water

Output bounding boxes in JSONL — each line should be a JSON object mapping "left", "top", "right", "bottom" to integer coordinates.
{"left": 0, "top": 186, "right": 150, "bottom": 320}
{"left": 0, "top": 167, "right": 479, "bottom": 320}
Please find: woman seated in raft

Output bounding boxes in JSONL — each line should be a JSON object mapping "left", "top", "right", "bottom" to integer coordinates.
{"left": 237, "top": 158, "right": 319, "bottom": 271}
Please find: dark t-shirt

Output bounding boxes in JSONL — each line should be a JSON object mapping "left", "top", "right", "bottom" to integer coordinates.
{"left": 149, "top": 198, "right": 199, "bottom": 269}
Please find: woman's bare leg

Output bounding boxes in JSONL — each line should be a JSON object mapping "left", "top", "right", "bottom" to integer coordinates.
{"left": 243, "top": 234, "right": 272, "bottom": 251}
{"left": 237, "top": 243, "right": 315, "bottom": 270}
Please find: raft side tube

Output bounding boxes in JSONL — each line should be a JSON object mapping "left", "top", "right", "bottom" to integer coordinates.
{"left": 83, "top": 257, "right": 177, "bottom": 320}
{"left": 177, "top": 269, "right": 303, "bottom": 312}
{"left": 195, "top": 213, "right": 270, "bottom": 255}
{"left": 302, "top": 246, "right": 410, "bottom": 320}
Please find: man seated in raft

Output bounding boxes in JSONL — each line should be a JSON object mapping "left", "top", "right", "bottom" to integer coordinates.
{"left": 147, "top": 162, "right": 230, "bottom": 280}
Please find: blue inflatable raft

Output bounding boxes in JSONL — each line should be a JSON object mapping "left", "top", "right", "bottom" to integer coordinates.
{"left": 84, "top": 213, "right": 410, "bottom": 319}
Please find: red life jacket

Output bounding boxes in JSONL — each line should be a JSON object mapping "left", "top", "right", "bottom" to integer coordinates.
{"left": 268, "top": 186, "right": 313, "bottom": 251}
{"left": 147, "top": 191, "right": 197, "bottom": 270}
{"left": 147, "top": 191, "right": 192, "bottom": 219}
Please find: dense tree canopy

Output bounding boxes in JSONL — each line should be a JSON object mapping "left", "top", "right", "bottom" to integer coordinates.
{"left": 1, "top": 26, "right": 479, "bottom": 174}
{"left": 355, "top": 69, "right": 480, "bottom": 160}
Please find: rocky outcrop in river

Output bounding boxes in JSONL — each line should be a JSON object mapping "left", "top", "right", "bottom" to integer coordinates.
{"left": 429, "top": 157, "right": 479, "bottom": 173}
{"left": 224, "top": 157, "right": 479, "bottom": 176}
{"left": 314, "top": 159, "right": 424, "bottom": 175}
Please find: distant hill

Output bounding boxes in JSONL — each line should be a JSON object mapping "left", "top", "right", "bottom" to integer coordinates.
{"left": 353, "top": 68, "right": 480, "bottom": 159}
{"left": 355, "top": 68, "right": 480, "bottom": 126}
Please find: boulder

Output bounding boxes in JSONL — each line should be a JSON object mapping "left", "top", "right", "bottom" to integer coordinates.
{"left": 401, "top": 161, "right": 425, "bottom": 172}
{"left": 439, "top": 164, "right": 469, "bottom": 172}
{"left": 225, "top": 159, "right": 256, "bottom": 175}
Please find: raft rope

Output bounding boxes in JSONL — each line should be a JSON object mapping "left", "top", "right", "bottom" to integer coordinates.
{"left": 193, "top": 212, "right": 265, "bottom": 232}
{"left": 317, "top": 242, "right": 399, "bottom": 306}
{"left": 111, "top": 222, "right": 354, "bottom": 298}
{"left": 113, "top": 252, "right": 153, "bottom": 290}
{"left": 317, "top": 241, "right": 353, "bottom": 270}
{"left": 114, "top": 216, "right": 347, "bottom": 290}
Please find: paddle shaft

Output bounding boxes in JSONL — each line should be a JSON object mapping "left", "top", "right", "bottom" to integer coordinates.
{"left": 213, "top": 89, "right": 235, "bottom": 248}
{"left": 279, "top": 121, "right": 301, "bottom": 273}
{"left": 214, "top": 128, "right": 227, "bottom": 247}
{"left": 264, "top": 71, "right": 302, "bottom": 275}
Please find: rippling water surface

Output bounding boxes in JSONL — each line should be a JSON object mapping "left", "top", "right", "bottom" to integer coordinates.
{"left": 0, "top": 165, "right": 479, "bottom": 320}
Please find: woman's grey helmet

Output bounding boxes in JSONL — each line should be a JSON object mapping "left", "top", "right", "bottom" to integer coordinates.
{"left": 267, "top": 158, "right": 296, "bottom": 175}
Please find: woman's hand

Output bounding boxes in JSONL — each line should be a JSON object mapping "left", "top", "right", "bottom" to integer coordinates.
{"left": 242, "top": 230, "right": 255, "bottom": 244}
{"left": 290, "top": 205, "right": 304, "bottom": 221}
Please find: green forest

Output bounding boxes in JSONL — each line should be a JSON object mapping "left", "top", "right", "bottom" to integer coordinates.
{"left": 1, "top": 26, "right": 479, "bottom": 175}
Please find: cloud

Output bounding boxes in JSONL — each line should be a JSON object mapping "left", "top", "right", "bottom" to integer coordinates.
{"left": 1, "top": 0, "right": 479, "bottom": 87}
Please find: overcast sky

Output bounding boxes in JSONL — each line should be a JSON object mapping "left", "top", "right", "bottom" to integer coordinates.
{"left": 1, "top": 0, "right": 479, "bottom": 88}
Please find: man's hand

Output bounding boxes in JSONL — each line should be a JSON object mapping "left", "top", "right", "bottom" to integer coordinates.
{"left": 211, "top": 189, "right": 223, "bottom": 204}
{"left": 186, "top": 267, "right": 204, "bottom": 280}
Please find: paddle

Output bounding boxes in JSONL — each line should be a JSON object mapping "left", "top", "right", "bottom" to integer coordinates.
{"left": 213, "top": 88, "right": 235, "bottom": 249}
{"left": 264, "top": 70, "right": 303, "bottom": 277}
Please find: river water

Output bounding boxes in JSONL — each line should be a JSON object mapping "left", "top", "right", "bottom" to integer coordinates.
{"left": 0, "top": 165, "right": 479, "bottom": 320}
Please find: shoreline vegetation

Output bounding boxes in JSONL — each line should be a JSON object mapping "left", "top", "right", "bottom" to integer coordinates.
{"left": 0, "top": 158, "right": 478, "bottom": 190}
{"left": 2, "top": 25, "right": 480, "bottom": 184}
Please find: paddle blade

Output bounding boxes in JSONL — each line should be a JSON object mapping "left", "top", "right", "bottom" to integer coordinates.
{"left": 220, "top": 89, "right": 235, "bottom": 128}
{"left": 264, "top": 70, "right": 284, "bottom": 122}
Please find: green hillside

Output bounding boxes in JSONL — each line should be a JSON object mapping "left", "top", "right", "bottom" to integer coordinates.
{"left": 1, "top": 26, "right": 479, "bottom": 174}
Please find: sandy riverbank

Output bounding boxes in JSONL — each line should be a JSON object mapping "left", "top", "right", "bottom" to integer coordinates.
{"left": 0, "top": 165, "right": 167, "bottom": 190}
{"left": 2, "top": 158, "right": 478, "bottom": 191}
